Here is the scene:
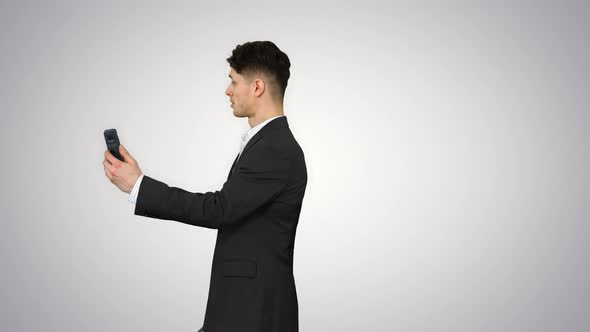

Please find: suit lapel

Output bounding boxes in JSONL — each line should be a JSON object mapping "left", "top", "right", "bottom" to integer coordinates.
{"left": 227, "top": 153, "right": 240, "bottom": 180}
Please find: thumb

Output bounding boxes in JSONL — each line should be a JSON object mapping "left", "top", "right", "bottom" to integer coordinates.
{"left": 119, "top": 145, "right": 135, "bottom": 163}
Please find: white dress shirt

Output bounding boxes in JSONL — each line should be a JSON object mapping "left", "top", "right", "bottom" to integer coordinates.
{"left": 128, "top": 115, "right": 285, "bottom": 204}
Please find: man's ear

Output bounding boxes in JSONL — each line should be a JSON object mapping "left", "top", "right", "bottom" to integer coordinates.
{"left": 253, "top": 78, "right": 265, "bottom": 97}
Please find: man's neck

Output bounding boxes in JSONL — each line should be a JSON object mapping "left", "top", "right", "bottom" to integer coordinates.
{"left": 248, "top": 110, "right": 284, "bottom": 128}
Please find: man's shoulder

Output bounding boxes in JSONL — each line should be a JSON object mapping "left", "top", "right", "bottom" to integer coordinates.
{"left": 258, "top": 126, "right": 300, "bottom": 152}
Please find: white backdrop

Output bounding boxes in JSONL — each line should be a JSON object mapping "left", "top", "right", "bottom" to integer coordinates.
{"left": 1, "top": 1, "right": 588, "bottom": 331}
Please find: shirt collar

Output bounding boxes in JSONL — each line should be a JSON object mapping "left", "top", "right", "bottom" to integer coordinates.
{"left": 241, "top": 115, "right": 284, "bottom": 142}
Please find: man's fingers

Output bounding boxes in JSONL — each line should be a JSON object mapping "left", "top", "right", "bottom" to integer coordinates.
{"left": 104, "top": 149, "right": 120, "bottom": 166}
{"left": 119, "top": 145, "right": 136, "bottom": 164}
{"left": 103, "top": 159, "right": 114, "bottom": 176}
{"left": 103, "top": 163, "right": 112, "bottom": 180}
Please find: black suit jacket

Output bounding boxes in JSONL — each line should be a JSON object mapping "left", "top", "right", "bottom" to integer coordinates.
{"left": 134, "top": 116, "right": 307, "bottom": 332}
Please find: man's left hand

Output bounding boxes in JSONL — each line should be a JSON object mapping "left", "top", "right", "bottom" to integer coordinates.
{"left": 103, "top": 145, "right": 142, "bottom": 194}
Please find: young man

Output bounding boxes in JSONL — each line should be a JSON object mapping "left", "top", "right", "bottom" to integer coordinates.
{"left": 103, "top": 41, "right": 308, "bottom": 332}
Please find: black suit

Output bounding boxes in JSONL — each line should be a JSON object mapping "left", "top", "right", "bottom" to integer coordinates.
{"left": 134, "top": 116, "right": 307, "bottom": 332}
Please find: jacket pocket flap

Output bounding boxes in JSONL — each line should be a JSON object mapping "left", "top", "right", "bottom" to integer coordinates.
{"left": 223, "top": 259, "right": 257, "bottom": 278}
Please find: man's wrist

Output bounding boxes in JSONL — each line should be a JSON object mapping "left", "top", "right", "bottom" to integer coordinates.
{"left": 128, "top": 174, "right": 145, "bottom": 204}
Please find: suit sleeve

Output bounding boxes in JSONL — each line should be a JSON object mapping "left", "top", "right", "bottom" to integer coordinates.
{"left": 134, "top": 144, "right": 291, "bottom": 229}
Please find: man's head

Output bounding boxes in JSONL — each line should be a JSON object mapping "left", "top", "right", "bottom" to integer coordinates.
{"left": 225, "top": 41, "right": 291, "bottom": 119}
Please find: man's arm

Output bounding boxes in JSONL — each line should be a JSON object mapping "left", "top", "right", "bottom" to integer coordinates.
{"left": 133, "top": 144, "right": 291, "bottom": 229}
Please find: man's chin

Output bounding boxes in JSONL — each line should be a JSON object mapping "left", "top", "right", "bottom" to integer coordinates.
{"left": 232, "top": 110, "right": 247, "bottom": 118}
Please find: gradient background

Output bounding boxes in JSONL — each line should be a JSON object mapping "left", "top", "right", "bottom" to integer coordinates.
{"left": 1, "top": 1, "right": 588, "bottom": 331}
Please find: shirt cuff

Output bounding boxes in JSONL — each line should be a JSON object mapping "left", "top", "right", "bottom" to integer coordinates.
{"left": 128, "top": 174, "right": 145, "bottom": 204}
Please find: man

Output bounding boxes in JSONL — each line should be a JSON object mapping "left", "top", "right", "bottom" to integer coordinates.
{"left": 103, "top": 41, "right": 307, "bottom": 332}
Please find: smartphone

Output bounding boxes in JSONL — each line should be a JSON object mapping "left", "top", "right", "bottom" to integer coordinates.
{"left": 104, "top": 128, "right": 125, "bottom": 161}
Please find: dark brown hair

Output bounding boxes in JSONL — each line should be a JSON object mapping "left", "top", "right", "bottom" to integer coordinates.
{"left": 226, "top": 41, "right": 291, "bottom": 102}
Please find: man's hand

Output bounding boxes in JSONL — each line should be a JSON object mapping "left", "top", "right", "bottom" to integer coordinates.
{"left": 103, "top": 144, "right": 142, "bottom": 194}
